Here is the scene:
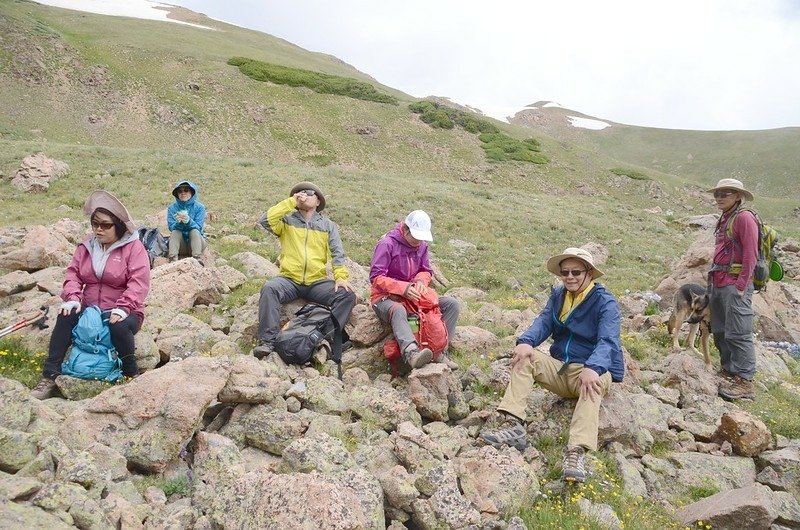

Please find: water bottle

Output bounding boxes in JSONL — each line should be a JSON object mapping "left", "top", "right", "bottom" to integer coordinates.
{"left": 407, "top": 315, "right": 419, "bottom": 333}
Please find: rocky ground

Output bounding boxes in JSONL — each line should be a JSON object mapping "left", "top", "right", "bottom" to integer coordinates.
{"left": 0, "top": 208, "right": 799, "bottom": 529}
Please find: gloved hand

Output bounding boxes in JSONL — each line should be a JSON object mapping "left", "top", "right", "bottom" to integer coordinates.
{"left": 175, "top": 210, "right": 190, "bottom": 223}
{"left": 60, "top": 300, "right": 81, "bottom": 316}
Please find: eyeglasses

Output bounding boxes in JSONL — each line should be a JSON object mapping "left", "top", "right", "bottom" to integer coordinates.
{"left": 91, "top": 221, "right": 115, "bottom": 231}
{"left": 560, "top": 269, "right": 587, "bottom": 277}
{"left": 176, "top": 187, "right": 192, "bottom": 193}
{"left": 300, "top": 189, "right": 316, "bottom": 196}
{"left": 713, "top": 190, "right": 736, "bottom": 199}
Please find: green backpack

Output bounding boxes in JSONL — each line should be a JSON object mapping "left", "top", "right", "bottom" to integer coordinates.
{"left": 721, "top": 207, "right": 783, "bottom": 291}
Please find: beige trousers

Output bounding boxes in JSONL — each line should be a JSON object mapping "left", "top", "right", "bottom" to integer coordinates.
{"left": 497, "top": 350, "right": 612, "bottom": 451}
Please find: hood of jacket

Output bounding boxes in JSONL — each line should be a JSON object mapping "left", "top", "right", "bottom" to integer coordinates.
{"left": 172, "top": 180, "right": 199, "bottom": 206}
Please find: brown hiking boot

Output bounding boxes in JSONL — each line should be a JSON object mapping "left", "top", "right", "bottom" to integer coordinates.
{"left": 718, "top": 376, "right": 755, "bottom": 400}
{"left": 31, "top": 378, "right": 57, "bottom": 400}
{"left": 561, "top": 445, "right": 588, "bottom": 483}
{"left": 716, "top": 368, "right": 734, "bottom": 381}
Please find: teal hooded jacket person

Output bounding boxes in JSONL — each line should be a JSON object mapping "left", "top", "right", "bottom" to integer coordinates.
{"left": 167, "top": 180, "right": 207, "bottom": 260}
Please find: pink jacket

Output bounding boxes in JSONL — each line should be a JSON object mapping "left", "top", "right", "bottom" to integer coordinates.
{"left": 61, "top": 236, "right": 151, "bottom": 321}
{"left": 712, "top": 209, "right": 758, "bottom": 291}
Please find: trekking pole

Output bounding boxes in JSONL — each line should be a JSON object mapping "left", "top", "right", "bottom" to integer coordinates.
{"left": 0, "top": 306, "right": 49, "bottom": 339}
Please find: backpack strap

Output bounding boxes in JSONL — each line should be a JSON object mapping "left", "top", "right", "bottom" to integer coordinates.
{"left": 328, "top": 310, "right": 343, "bottom": 380}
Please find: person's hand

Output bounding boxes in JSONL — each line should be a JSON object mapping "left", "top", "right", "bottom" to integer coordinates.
{"left": 293, "top": 192, "right": 308, "bottom": 208}
{"left": 414, "top": 280, "right": 428, "bottom": 295}
{"left": 404, "top": 283, "right": 422, "bottom": 302}
{"left": 109, "top": 308, "right": 128, "bottom": 325}
{"left": 109, "top": 313, "right": 123, "bottom": 324}
{"left": 579, "top": 367, "right": 603, "bottom": 402}
{"left": 60, "top": 300, "right": 81, "bottom": 316}
{"left": 510, "top": 343, "right": 536, "bottom": 370}
{"left": 737, "top": 289, "right": 745, "bottom": 298}
{"left": 335, "top": 279, "right": 353, "bottom": 292}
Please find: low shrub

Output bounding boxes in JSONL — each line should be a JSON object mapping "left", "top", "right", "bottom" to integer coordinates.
{"left": 611, "top": 167, "right": 650, "bottom": 180}
{"left": 228, "top": 57, "right": 398, "bottom": 105}
{"left": 410, "top": 101, "right": 547, "bottom": 164}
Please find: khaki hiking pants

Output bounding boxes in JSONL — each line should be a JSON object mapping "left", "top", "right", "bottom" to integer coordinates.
{"left": 497, "top": 350, "right": 612, "bottom": 451}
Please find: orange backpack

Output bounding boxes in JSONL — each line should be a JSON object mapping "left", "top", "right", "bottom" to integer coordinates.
{"left": 383, "top": 289, "right": 449, "bottom": 373}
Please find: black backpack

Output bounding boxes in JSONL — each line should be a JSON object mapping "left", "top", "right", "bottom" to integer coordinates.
{"left": 137, "top": 227, "right": 168, "bottom": 268}
{"left": 275, "top": 304, "right": 345, "bottom": 377}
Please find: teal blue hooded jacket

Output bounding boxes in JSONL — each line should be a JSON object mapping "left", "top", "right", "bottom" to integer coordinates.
{"left": 167, "top": 180, "right": 206, "bottom": 241}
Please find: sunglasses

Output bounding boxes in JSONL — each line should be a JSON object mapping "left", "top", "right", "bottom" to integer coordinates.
{"left": 176, "top": 187, "right": 192, "bottom": 193}
{"left": 713, "top": 190, "right": 736, "bottom": 199}
{"left": 91, "top": 221, "right": 115, "bottom": 231}
{"left": 560, "top": 269, "right": 587, "bottom": 277}
{"left": 300, "top": 189, "right": 316, "bottom": 196}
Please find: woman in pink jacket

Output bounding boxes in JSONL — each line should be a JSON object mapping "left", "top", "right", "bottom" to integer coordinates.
{"left": 32, "top": 190, "right": 151, "bottom": 399}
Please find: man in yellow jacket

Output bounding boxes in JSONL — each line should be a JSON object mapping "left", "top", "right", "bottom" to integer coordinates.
{"left": 253, "top": 182, "right": 356, "bottom": 359}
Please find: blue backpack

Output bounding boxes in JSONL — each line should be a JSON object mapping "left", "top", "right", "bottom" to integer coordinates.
{"left": 61, "top": 306, "right": 122, "bottom": 382}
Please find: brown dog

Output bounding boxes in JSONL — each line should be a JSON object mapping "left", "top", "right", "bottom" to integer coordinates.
{"left": 667, "top": 283, "right": 712, "bottom": 370}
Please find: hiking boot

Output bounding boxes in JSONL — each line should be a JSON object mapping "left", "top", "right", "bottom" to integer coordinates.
{"left": 252, "top": 341, "right": 276, "bottom": 360}
{"left": 716, "top": 368, "right": 734, "bottom": 381}
{"left": 31, "top": 378, "right": 57, "bottom": 400}
{"left": 404, "top": 347, "right": 433, "bottom": 369}
{"left": 718, "top": 376, "right": 755, "bottom": 400}
{"left": 435, "top": 353, "right": 459, "bottom": 370}
{"left": 480, "top": 416, "right": 527, "bottom": 451}
{"left": 561, "top": 445, "right": 588, "bottom": 483}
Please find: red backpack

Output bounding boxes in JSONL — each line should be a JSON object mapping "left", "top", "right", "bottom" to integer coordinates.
{"left": 383, "top": 289, "right": 449, "bottom": 373}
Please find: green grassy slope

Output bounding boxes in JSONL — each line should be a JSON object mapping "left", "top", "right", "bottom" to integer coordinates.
{"left": 1, "top": 0, "right": 797, "bottom": 298}
{"left": 510, "top": 106, "right": 800, "bottom": 198}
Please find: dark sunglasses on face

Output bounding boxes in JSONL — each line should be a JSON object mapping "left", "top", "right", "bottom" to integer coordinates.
{"left": 713, "top": 190, "right": 735, "bottom": 199}
{"left": 177, "top": 187, "right": 192, "bottom": 193}
{"left": 91, "top": 221, "right": 115, "bottom": 231}
{"left": 560, "top": 269, "right": 587, "bottom": 277}
{"left": 300, "top": 189, "right": 316, "bottom": 196}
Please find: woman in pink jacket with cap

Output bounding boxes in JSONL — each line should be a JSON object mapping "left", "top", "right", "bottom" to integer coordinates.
{"left": 32, "top": 190, "right": 151, "bottom": 399}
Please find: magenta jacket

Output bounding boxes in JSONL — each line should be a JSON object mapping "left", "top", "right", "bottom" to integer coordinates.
{"left": 61, "top": 235, "right": 151, "bottom": 322}
{"left": 369, "top": 223, "right": 433, "bottom": 304}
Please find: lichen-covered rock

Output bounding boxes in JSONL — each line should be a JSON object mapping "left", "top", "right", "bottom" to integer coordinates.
{"left": 0, "top": 377, "right": 34, "bottom": 432}
{"left": 348, "top": 384, "right": 421, "bottom": 431}
{"left": 54, "top": 375, "right": 113, "bottom": 401}
{"left": 0, "top": 426, "right": 38, "bottom": 472}
{"left": 282, "top": 431, "right": 356, "bottom": 474}
{"left": 0, "top": 500, "right": 73, "bottom": 529}
{"left": 757, "top": 444, "right": 800, "bottom": 499}
{"left": 303, "top": 376, "right": 348, "bottom": 414}
{"left": 407, "top": 363, "right": 468, "bottom": 421}
{"left": 218, "top": 355, "right": 290, "bottom": 404}
{"left": 380, "top": 465, "right": 419, "bottom": 511}
{"left": 58, "top": 356, "right": 231, "bottom": 472}
{"left": 455, "top": 445, "right": 539, "bottom": 516}
{"left": 676, "top": 483, "right": 777, "bottom": 530}
{"left": 0, "top": 470, "right": 42, "bottom": 500}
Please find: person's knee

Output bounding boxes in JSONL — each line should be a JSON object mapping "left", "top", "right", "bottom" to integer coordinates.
{"left": 109, "top": 321, "right": 134, "bottom": 340}
{"left": 334, "top": 288, "right": 356, "bottom": 305}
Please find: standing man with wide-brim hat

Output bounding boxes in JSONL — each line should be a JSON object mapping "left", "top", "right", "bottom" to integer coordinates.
{"left": 480, "top": 247, "right": 624, "bottom": 483}
{"left": 707, "top": 178, "right": 759, "bottom": 400}
{"left": 253, "top": 182, "right": 356, "bottom": 360}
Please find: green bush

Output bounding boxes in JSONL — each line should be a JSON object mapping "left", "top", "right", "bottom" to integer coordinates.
{"left": 228, "top": 57, "right": 398, "bottom": 105}
{"left": 409, "top": 101, "right": 547, "bottom": 165}
{"left": 611, "top": 167, "right": 650, "bottom": 180}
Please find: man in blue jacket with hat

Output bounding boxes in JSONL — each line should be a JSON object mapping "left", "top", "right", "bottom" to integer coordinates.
{"left": 481, "top": 247, "right": 624, "bottom": 483}
{"left": 167, "top": 180, "right": 207, "bottom": 262}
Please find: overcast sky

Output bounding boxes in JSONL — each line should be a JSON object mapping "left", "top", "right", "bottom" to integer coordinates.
{"left": 40, "top": 0, "right": 800, "bottom": 131}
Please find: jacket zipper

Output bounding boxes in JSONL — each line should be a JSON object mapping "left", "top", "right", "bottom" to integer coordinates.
{"left": 302, "top": 220, "right": 309, "bottom": 283}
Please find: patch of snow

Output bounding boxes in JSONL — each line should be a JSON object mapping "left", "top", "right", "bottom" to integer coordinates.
{"left": 542, "top": 101, "right": 563, "bottom": 108}
{"left": 567, "top": 116, "right": 611, "bottom": 130}
{"left": 34, "top": 0, "right": 214, "bottom": 30}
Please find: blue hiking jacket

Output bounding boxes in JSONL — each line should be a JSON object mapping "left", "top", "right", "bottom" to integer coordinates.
{"left": 167, "top": 180, "right": 206, "bottom": 241}
{"left": 517, "top": 283, "right": 624, "bottom": 382}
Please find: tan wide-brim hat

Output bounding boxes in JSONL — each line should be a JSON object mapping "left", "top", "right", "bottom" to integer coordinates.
{"left": 290, "top": 181, "right": 326, "bottom": 212}
{"left": 83, "top": 190, "right": 137, "bottom": 235}
{"left": 706, "top": 178, "right": 754, "bottom": 202}
{"left": 546, "top": 247, "right": 604, "bottom": 280}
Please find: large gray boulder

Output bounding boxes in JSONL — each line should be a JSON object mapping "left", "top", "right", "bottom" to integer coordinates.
{"left": 58, "top": 357, "right": 231, "bottom": 472}
{"left": 407, "top": 363, "right": 468, "bottom": 422}
{"left": 676, "top": 484, "right": 777, "bottom": 530}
